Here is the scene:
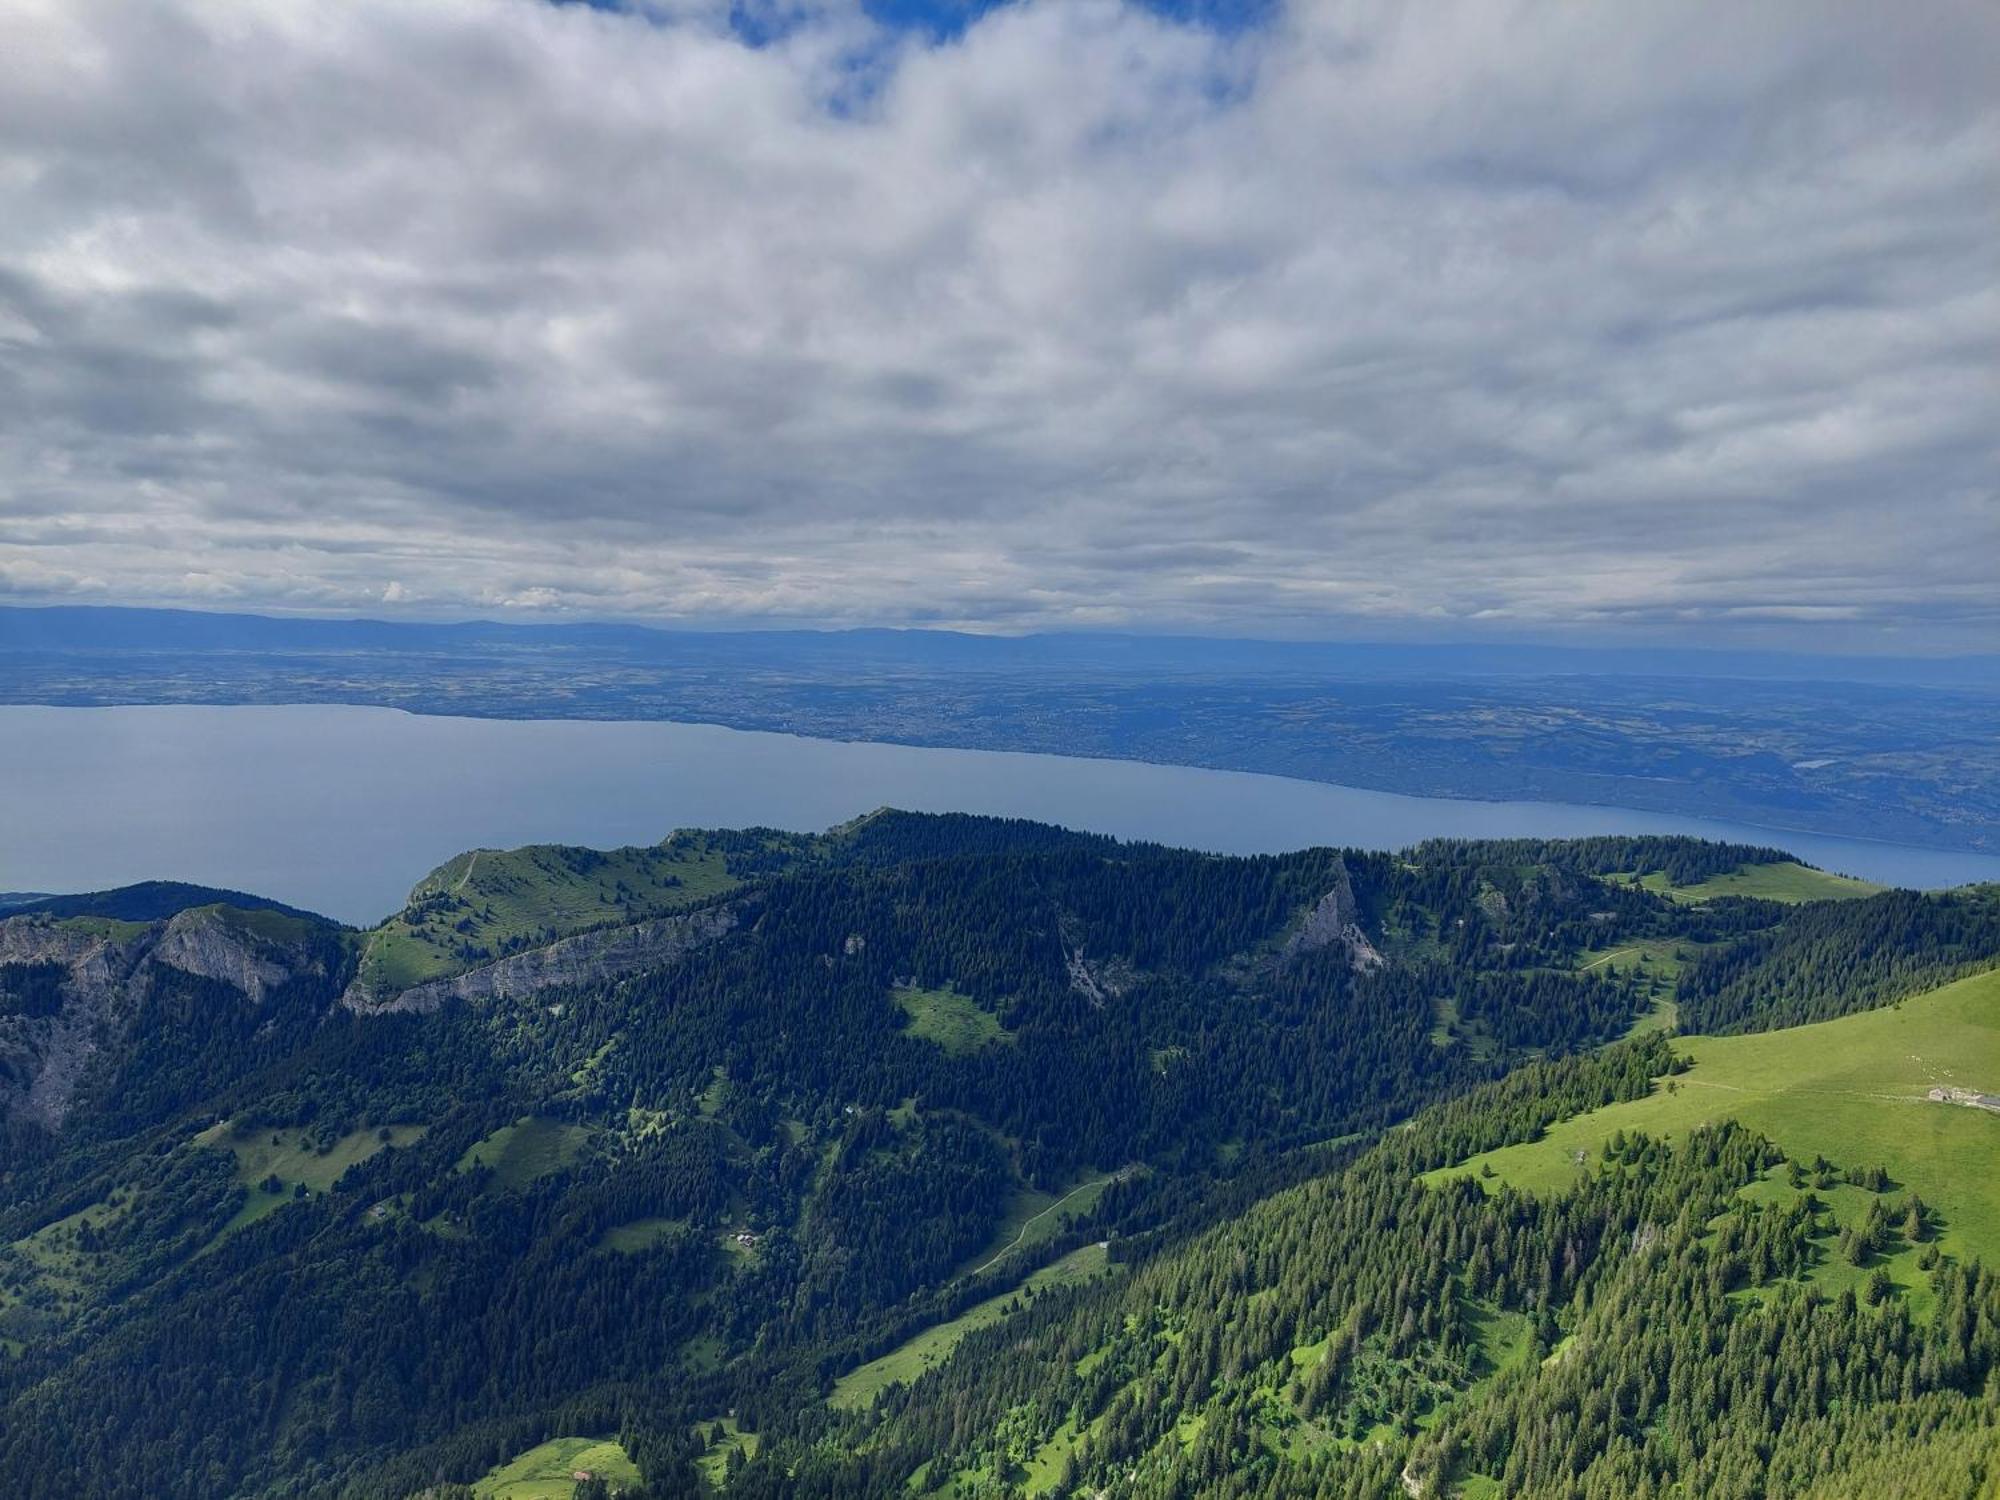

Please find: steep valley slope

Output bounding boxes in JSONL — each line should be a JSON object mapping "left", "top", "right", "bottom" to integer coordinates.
{"left": 1, "top": 814, "right": 1996, "bottom": 1500}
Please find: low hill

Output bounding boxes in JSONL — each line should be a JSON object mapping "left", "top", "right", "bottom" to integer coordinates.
{"left": 345, "top": 833, "right": 756, "bottom": 1004}
{"left": 339, "top": 812, "right": 1142, "bottom": 1008}
{"left": 7, "top": 880, "right": 334, "bottom": 925}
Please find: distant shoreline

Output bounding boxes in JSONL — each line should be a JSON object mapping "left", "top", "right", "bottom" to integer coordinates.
{"left": 5, "top": 702, "right": 1997, "bottom": 925}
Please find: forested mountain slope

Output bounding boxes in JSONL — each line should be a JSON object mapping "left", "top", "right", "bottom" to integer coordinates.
{"left": 803, "top": 978, "right": 2000, "bottom": 1499}
{"left": 0, "top": 815, "right": 1995, "bottom": 1499}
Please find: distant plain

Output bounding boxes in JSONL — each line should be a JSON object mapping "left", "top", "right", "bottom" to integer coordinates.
{"left": 6, "top": 703, "right": 1997, "bottom": 925}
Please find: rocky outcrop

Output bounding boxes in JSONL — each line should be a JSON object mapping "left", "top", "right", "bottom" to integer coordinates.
{"left": 0, "top": 919, "right": 145, "bottom": 1131}
{"left": 151, "top": 908, "right": 292, "bottom": 1004}
{"left": 1927, "top": 1085, "right": 2000, "bottom": 1115}
{"left": 1065, "top": 944, "right": 1138, "bottom": 1007}
{"left": 1284, "top": 860, "right": 1386, "bottom": 973}
{"left": 342, "top": 901, "right": 744, "bottom": 1015}
{"left": 0, "top": 916, "right": 141, "bottom": 999}
{"left": 1, "top": 907, "right": 319, "bottom": 1132}
{"left": 1058, "top": 912, "right": 1139, "bottom": 1008}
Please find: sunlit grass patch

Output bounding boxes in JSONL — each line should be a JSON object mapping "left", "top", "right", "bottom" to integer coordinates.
{"left": 1430, "top": 968, "right": 2000, "bottom": 1266}
{"left": 894, "top": 982, "right": 1012, "bottom": 1054}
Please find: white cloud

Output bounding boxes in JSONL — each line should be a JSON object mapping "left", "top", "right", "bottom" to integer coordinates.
{"left": 0, "top": 0, "right": 1995, "bottom": 647}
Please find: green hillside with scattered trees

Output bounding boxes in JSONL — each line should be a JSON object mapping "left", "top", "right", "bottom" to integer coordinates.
{"left": 351, "top": 832, "right": 756, "bottom": 997}
{"left": 1, "top": 815, "right": 1996, "bottom": 1499}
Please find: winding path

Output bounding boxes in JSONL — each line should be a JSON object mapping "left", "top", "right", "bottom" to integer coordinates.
{"left": 969, "top": 1169, "right": 1127, "bottom": 1278}
{"left": 1579, "top": 947, "right": 1641, "bottom": 973}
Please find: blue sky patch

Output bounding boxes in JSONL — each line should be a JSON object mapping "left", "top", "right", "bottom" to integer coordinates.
{"left": 554, "top": 0, "right": 1275, "bottom": 46}
{"left": 862, "top": 0, "right": 1274, "bottom": 41}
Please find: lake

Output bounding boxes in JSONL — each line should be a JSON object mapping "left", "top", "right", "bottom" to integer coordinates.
{"left": 4, "top": 703, "right": 1998, "bottom": 925}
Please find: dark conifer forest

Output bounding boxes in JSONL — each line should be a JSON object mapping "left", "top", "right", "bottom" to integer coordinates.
{"left": 1, "top": 813, "right": 1997, "bottom": 1498}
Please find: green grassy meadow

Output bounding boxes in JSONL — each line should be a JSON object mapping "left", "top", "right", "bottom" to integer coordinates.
{"left": 204, "top": 904, "right": 327, "bottom": 944}
{"left": 1430, "top": 967, "right": 2000, "bottom": 1265}
{"left": 472, "top": 1435, "right": 640, "bottom": 1498}
{"left": 1612, "top": 860, "right": 1883, "bottom": 905}
{"left": 0, "top": 1200, "right": 104, "bottom": 1335}
{"left": 202, "top": 1120, "right": 429, "bottom": 1194}
{"left": 693, "top": 1418, "right": 761, "bottom": 1487}
{"left": 51, "top": 914, "right": 150, "bottom": 943}
{"left": 201, "top": 1120, "right": 428, "bottom": 1236}
{"left": 1574, "top": 937, "right": 1711, "bottom": 1036}
{"left": 893, "top": 983, "right": 1012, "bottom": 1054}
{"left": 1729, "top": 1170, "right": 1941, "bottom": 1313}
{"left": 830, "top": 1242, "right": 1118, "bottom": 1411}
{"left": 354, "top": 835, "right": 744, "bottom": 995}
{"left": 1, "top": 1122, "right": 428, "bottom": 1337}
{"left": 456, "top": 1117, "right": 594, "bottom": 1189}
{"left": 598, "top": 1216, "right": 684, "bottom": 1254}
{"left": 954, "top": 1170, "right": 1118, "bottom": 1280}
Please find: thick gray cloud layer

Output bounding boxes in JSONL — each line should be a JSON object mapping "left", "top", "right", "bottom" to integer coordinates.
{"left": 1, "top": 0, "right": 1995, "bottom": 644}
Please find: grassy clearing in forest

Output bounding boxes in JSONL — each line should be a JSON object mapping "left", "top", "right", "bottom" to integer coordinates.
{"left": 201, "top": 1120, "right": 427, "bottom": 1235}
{"left": 1610, "top": 860, "right": 1883, "bottom": 905}
{"left": 455, "top": 1117, "right": 593, "bottom": 1189}
{"left": 3, "top": 1121, "right": 428, "bottom": 1333}
{"left": 202, "top": 1120, "right": 428, "bottom": 1193}
{"left": 471, "top": 1435, "right": 640, "bottom": 1498}
{"left": 599, "top": 1216, "right": 684, "bottom": 1254}
{"left": 1, "top": 1200, "right": 110, "bottom": 1330}
{"left": 894, "top": 982, "right": 1012, "bottom": 1054}
{"left": 1429, "top": 967, "right": 2000, "bottom": 1266}
{"left": 1574, "top": 937, "right": 1711, "bottom": 1037}
{"left": 830, "top": 1242, "right": 1117, "bottom": 1411}
{"left": 955, "top": 1171, "right": 1118, "bottom": 1280}
{"left": 693, "top": 1417, "right": 760, "bottom": 1487}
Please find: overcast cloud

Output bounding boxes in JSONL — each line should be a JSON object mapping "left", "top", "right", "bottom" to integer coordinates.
{"left": 0, "top": 0, "right": 1995, "bottom": 646}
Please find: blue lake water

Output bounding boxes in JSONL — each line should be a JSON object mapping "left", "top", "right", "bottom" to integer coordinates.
{"left": 3, "top": 703, "right": 1997, "bottom": 925}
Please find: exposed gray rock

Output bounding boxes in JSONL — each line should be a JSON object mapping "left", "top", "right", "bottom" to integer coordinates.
{"left": 1284, "top": 860, "right": 1386, "bottom": 973}
{"left": 1927, "top": 1085, "right": 2000, "bottom": 1115}
{"left": 0, "top": 918, "right": 144, "bottom": 1131}
{"left": 151, "top": 907, "right": 291, "bottom": 1004}
{"left": 343, "top": 901, "right": 744, "bottom": 1014}
{"left": 1059, "top": 913, "right": 1138, "bottom": 1007}
{"left": 1066, "top": 946, "right": 1138, "bottom": 1007}
{"left": 0, "top": 915, "right": 141, "bottom": 994}
{"left": 0, "top": 907, "right": 318, "bottom": 1132}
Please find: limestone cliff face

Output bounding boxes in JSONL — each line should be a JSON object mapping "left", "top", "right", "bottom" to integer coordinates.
{"left": 0, "top": 917, "right": 141, "bottom": 1000}
{"left": 0, "top": 919, "right": 144, "bottom": 1131}
{"left": 1283, "top": 859, "right": 1386, "bottom": 973}
{"left": 4, "top": 887, "right": 749, "bottom": 1123}
{"left": 0, "top": 909, "right": 322, "bottom": 1132}
{"left": 341, "top": 900, "right": 746, "bottom": 1015}
{"left": 150, "top": 908, "right": 293, "bottom": 1004}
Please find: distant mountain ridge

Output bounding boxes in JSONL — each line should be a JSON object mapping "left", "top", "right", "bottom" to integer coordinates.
{"left": 6, "top": 603, "right": 1999, "bottom": 688}
{"left": 6, "top": 881, "right": 332, "bottom": 925}
{"left": 8, "top": 605, "right": 1999, "bottom": 855}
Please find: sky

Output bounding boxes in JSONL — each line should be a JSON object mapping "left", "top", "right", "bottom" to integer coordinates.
{"left": 0, "top": 0, "right": 1995, "bottom": 648}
